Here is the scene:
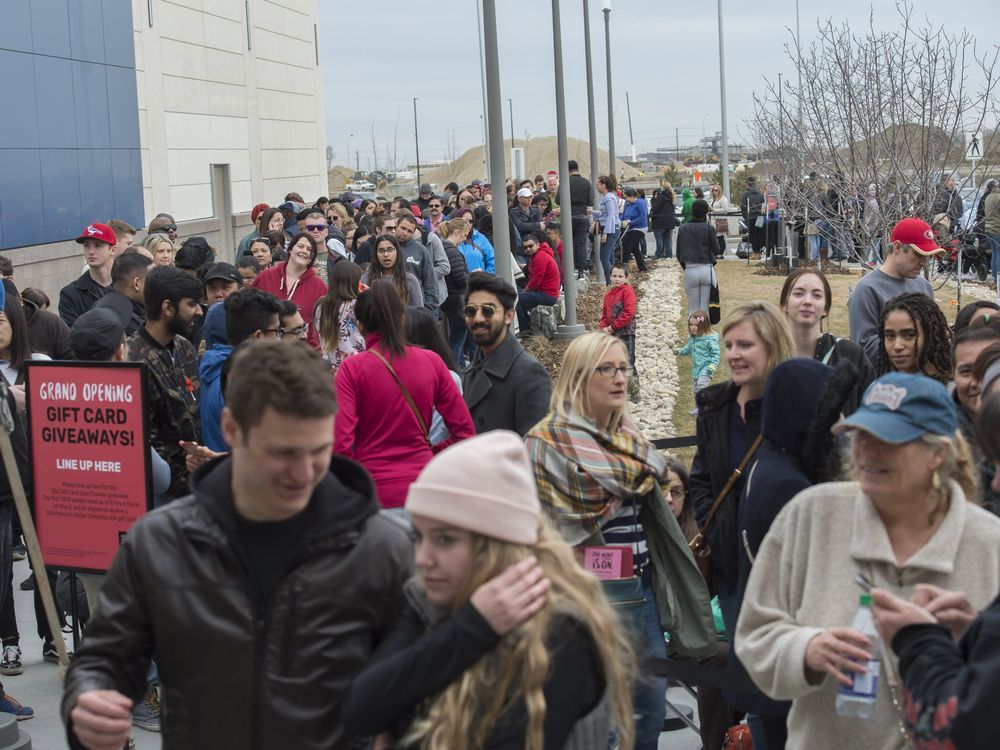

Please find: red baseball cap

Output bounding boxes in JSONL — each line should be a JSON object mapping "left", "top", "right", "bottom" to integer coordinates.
{"left": 890, "top": 218, "right": 944, "bottom": 255}
{"left": 75, "top": 223, "right": 117, "bottom": 246}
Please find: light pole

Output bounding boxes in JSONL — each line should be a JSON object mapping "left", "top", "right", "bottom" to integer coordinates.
{"left": 347, "top": 133, "right": 353, "bottom": 171}
{"left": 482, "top": 0, "right": 512, "bottom": 284}
{"left": 475, "top": 0, "right": 491, "bottom": 177}
{"left": 717, "top": 0, "right": 731, "bottom": 198}
{"left": 603, "top": 0, "right": 615, "bottom": 177}
{"left": 796, "top": 0, "right": 804, "bottom": 178}
{"left": 583, "top": 0, "right": 599, "bottom": 187}
{"left": 551, "top": 0, "right": 584, "bottom": 338}
{"left": 412, "top": 98, "right": 421, "bottom": 186}
{"left": 508, "top": 98, "right": 514, "bottom": 148}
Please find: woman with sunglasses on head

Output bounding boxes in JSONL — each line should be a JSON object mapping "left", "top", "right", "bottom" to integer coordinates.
{"left": 735, "top": 373, "right": 1000, "bottom": 750}
{"left": 334, "top": 281, "right": 474, "bottom": 513}
{"left": 527, "top": 332, "right": 715, "bottom": 750}
{"left": 362, "top": 234, "right": 423, "bottom": 308}
{"left": 708, "top": 184, "right": 731, "bottom": 258}
{"left": 252, "top": 232, "right": 327, "bottom": 349}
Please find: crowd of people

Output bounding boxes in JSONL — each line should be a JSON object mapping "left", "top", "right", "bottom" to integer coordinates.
{"left": 0, "top": 169, "right": 992, "bottom": 750}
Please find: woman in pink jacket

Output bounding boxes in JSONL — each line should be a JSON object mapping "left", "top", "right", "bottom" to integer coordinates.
{"left": 252, "top": 232, "right": 327, "bottom": 349}
{"left": 334, "top": 280, "right": 475, "bottom": 511}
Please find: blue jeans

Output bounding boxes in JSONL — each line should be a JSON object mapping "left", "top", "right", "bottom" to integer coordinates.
{"left": 990, "top": 234, "right": 1000, "bottom": 287}
{"left": 516, "top": 290, "right": 557, "bottom": 331}
{"left": 653, "top": 228, "right": 673, "bottom": 258}
{"left": 634, "top": 575, "right": 668, "bottom": 750}
{"left": 600, "top": 231, "right": 618, "bottom": 283}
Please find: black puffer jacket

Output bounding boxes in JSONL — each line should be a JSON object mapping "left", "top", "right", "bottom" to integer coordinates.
{"left": 62, "top": 454, "right": 413, "bottom": 750}
{"left": 650, "top": 192, "right": 678, "bottom": 230}
{"left": 440, "top": 239, "right": 469, "bottom": 312}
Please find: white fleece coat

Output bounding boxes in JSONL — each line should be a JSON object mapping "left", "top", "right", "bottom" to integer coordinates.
{"left": 735, "top": 480, "right": 1000, "bottom": 750}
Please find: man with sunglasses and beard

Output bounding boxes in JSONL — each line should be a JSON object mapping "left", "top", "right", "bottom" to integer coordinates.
{"left": 461, "top": 273, "right": 552, "bottom": 435}
{"left": 128, "top": 266, "right": 204, "bottom": 504}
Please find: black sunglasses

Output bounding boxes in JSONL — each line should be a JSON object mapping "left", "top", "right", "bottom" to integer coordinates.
{"left": 463, "top": 303, "right": 498, "bottom": 319}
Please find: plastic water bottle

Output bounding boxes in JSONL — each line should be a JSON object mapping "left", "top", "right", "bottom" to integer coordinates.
{"left": 835, "top": 593, "right": 880, "bottom": 719}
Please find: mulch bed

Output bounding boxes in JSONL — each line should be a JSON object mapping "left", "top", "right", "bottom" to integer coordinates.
{"left": 522, "top": 262, "right": 655, "bottom": 381}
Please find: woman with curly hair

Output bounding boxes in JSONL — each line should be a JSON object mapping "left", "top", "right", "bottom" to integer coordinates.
{"left": 342, "top": 431, "right": 635, "bottom": 749}
{"left": 876, "top": 292, "right": 952, "bottom": 383}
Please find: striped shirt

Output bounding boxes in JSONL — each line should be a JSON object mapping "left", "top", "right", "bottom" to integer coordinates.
{"left": 600, "top": 500, "right": 648, "bottom": 575}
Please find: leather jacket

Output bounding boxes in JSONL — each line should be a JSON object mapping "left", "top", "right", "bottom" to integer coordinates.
{"left": 62, "top": 454, "right": 413, "bottom": 750}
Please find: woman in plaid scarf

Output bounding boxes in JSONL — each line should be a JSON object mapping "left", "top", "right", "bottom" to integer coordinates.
{"left": 526, "top": 332, "right": 692, "bottom": 750}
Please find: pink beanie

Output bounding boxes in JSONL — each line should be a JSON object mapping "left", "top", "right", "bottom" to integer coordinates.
{"left": 405, "top": 431, "right": 541, "bottom": 545}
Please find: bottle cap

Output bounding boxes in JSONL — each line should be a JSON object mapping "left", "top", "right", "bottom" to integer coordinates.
{"left": 860, "top": 593, "right": 873, "bottom": 606}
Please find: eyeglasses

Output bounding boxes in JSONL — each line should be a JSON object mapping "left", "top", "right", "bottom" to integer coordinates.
{"left": 305, "top": 224, "right": 326, "bottom": 232}
{"left": 667, "top": 487, "right": 686, "bottom": 501}
{"left": 286, "top": 324, "right": 309, "bottom": 338}
{"left": 593, "top": 364, "right": 634, "bottom": 378}
{"left": 429, "top": 203, "right": 442, "bottom": 209}
{"left": 259, "top": 327, "right": 284, "bottom": 339}
{"left": 463, "top": 303, "right": 499, "bottom": 319}
{"left": 377, "top": 247, "right": 396, "bottom": 255}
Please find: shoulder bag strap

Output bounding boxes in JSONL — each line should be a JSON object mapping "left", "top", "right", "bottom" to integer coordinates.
{"left": 369, "top": 348, "right": 432, "bottom": 448}
{"left": 690, "top": 433, "right": 764, "bottom": 553}
{"left": 821, "top": 336, "right": 841, "bottom": 365}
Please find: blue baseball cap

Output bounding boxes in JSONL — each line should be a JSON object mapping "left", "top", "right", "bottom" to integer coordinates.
{"left": 834, "top": 373, "right": 957, "bottom": 443}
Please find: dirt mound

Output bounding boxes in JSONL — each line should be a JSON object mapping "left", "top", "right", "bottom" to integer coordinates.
{"left": 327, "top": 166, "right": 355, "bottom": 193}
{"left": 420, "top": 137, "right": 641, "bottom": 190}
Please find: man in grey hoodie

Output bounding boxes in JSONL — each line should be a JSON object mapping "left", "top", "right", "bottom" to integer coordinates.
{"left": 394, "top": 213, "right": 439, "bottom": 310}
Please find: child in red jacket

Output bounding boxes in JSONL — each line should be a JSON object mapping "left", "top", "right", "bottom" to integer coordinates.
{"left": 600, "top": 264, "right": 637, "bottom": 365}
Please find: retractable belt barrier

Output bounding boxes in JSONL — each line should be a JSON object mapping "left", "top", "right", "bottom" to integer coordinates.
{"left": 651, "top": 435, "right": 698, "bottom": 450}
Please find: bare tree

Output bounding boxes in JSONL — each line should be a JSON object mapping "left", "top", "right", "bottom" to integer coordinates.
{"left": 445, "top": 126, "right": 458, "bottom": 166}
{"left": 750, "top": 2, "right": 999, "bottom": 263}
{"left": 367, "top": 119, "right": 380, "bottom": 175}
{"left": 325, "top": 145, "right": 334, "bottom": 171}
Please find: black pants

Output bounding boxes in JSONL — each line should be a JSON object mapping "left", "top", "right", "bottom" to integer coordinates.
{"left": 765, "top": 222, "right": 780, "bottom": 255}
{"left": 748, "top": 223, "right": 765, "bottom": 253}
{"left": 621, "top": 230, "right": 648, "bottom": 272}
{"left": 572, "top": 216, "right": 590, "bottom": 272}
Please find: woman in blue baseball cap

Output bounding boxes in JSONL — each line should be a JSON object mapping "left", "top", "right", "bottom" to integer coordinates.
{"left": 733, "top": 373, "right": 1000, "bottom": 750}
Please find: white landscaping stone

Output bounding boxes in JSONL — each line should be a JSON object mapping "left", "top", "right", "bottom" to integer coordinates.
{"left": 631, "top": 260, "right": 683, "bottom": 440}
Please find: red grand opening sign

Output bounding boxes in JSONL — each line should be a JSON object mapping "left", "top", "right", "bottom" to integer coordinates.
{"left": 25, "top": 362, "right": 152, "bottom": 573}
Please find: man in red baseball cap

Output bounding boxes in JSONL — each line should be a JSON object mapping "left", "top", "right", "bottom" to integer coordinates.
{"left": 848, "top": 217, "right": 945, "bottom": 362}
{"left": 58, "top": 223, "right": 116, "bottom": 328}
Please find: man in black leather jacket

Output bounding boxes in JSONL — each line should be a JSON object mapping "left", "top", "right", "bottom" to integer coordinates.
{"left": 62, "top": 341, "right": 412, "bottom": 750}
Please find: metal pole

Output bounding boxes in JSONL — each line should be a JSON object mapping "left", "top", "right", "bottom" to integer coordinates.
{"left": 625, "top": 90, "right": 635, "bottom": 162}
{"left": 508, "top": 98, "right": 514, "bottom": 149}
{"left": 603, "top": 2, "right": 615, "bottom": 177}
{"left": 412, "top": 98, "right": 421, "bottom": 186}
{"left": 475, "top": 0, "right": 491, "bottom": 177}
{"left": 583, "top": 0, "right": 599, "bottom": 187}
{"left": 551, "top": 0, "right": 584, "bottom": 338}
{"left": 717, "top": 0, "right": 731, "bottom": 198}
{"left": 482, "top": 0, "right": 512, "bottom": 284}
{"left": 675, "top": 127, "right": 679, "bottom": 161}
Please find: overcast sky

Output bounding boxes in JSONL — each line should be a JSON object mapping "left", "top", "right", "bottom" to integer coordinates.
{"left": 318, "top": 1, "right": 998, "bottom": 170}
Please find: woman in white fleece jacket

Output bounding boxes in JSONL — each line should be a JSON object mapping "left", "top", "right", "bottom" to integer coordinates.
{"left": 735, "top": 373, "right": 1000, "bottom": 750}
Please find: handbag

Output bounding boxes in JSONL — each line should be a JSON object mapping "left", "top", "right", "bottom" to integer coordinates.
{"left": 708, "top": 274, "right": 721, "bottom": 325}
{"left": 723, "top": 723, "right": 754, "bottom": 749}
{"left": 689, "top": 434, "right": 764, "bottom": 596}
{"left": 735, "top": 240, "right": 753, "bottom": 259}
{"left": 715, "top": 218, "right": 729, "bottom": 234}
{"left": 369, "top": 348, "right": 431, "bottom": 448}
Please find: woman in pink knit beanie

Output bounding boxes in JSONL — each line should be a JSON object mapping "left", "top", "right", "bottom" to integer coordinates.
{"left": 341, "top": 430, "right": 635, "bottom": 750}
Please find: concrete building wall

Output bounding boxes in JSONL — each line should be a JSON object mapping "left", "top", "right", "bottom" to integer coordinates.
{"left": 134, "top": 0, "right": 327, "bottom": 224}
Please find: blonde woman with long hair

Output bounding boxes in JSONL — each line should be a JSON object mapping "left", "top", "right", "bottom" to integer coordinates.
{"left": 526, "top": 332, "right": 715, "bottom": 750}
{"left": 342, "top": 431, "right": 635, "bottom": 749}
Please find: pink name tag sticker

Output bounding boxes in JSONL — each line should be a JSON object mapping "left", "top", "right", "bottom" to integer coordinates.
{"left": 583, "top": 546, "right": 633, "bottom": 579}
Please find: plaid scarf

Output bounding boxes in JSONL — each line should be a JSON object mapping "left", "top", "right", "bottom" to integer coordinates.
{"left": 526, "top": 410, "right": 666, "bottom": 545}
